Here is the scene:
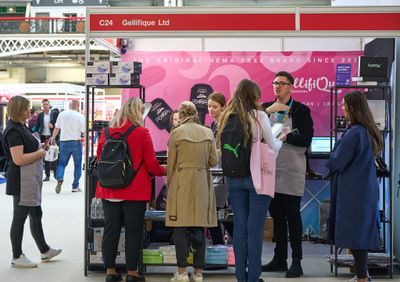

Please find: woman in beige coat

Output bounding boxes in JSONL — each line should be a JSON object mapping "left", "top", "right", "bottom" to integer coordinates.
{"left": 167, "top": 101, "right": 218, "bottom": 282}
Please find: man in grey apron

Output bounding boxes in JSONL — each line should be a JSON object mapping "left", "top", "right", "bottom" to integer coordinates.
{"left": 261, "top": 71, "right": 314, "bottom": 278}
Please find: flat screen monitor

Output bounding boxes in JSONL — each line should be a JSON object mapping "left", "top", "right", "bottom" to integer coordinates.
{"left": 310, "top": 137, "right": 335, "bottom": 154}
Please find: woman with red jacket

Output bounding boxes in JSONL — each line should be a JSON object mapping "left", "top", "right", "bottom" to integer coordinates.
{"left": 95, "top": 97, "right": 166, "bottom": 282}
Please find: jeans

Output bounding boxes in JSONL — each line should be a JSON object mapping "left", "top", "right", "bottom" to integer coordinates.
{"left": 102, "top": 200, "right": 146, "bottom": 270}
{"left": 57, "top": 141, "right": 82, "bottom": 189}
{"left": 226, "top": 176, "right": 271, "bottom": 282}
{"left": 11, "top": 196, "right": 49, "bottom": 258}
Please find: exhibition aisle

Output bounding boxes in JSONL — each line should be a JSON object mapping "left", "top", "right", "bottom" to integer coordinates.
{"left": 0, "top": 162, "right": 398, "bottom": 282}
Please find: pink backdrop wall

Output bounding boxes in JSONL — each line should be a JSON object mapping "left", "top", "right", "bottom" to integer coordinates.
{"left": 122, "top": 51, "right": 363, "bottom": 153}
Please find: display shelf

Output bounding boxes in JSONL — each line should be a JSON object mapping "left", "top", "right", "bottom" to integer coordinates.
{"left": 84, "top": 84, "right": 146, "bottom": 276}
{"left": 329, "top": 85, "right": 393, "bottom": 278}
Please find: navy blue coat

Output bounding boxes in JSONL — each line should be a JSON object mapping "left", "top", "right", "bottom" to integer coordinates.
{"left": 327, "top": 125, "right": 380, "bottom": 249}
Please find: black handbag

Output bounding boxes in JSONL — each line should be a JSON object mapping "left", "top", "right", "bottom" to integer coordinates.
{"left": 375, "top": 156, "right": 390, "bottom": 177}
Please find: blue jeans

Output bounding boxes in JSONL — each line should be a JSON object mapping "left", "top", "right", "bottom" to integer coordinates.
{"left": 227, "top": 176, "right": 271, "bottom": 282}
{"left": 57, "top": 141, "right": 82, "bottom": 189}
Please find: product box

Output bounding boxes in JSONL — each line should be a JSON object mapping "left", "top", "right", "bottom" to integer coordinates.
{"left": 118, "top": 228, "right": 125, "bottom": 252}
{"left": 131, "top": 73, "right": 140, "bottom": 85}
{"left": 116, "top": 252, "right": 126, "bottom": 264}
{"left": 86, "top": 73, "right": 108, "bottom": 85}
{"left": 111, "top": 61, "right": 142, "bottom": 74}
{"left": 89, "top": 251, "right": 103, "bottom": 264}
{"left": 91, "top": 227, "right": 125, "bottom": 252}
{"left": 109, "top": 73, "right": 131, "bottom": 85}
{"left": 263, "top": 216, "right": 273, "bottom": 241}
{"left": 92, "top": 228, "right": 103, "bottom": 251}
{"left": 86, "top": 61, "right": 110, "bottom": 73}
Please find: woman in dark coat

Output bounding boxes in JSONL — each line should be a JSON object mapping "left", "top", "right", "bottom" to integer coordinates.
{"left": 328, "top": 90, "right": 383, "bottom": 282}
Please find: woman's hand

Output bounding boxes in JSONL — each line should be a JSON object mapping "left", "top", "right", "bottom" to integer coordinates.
{"left": 37, "top": 149, "right": 46, "bottom": 159}
{"left": 161, "top": 164, "right": 167, "bottom": 175}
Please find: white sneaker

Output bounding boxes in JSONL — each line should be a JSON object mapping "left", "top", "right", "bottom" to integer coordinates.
{"left": 170, "top": 271, "right": 189, "bottom": 282}
{"left": 11, "top": 254, "right": 38, "bottom": 268}
{"left": 349, "top": 276, "right": 372, "bottom": 282}
{"left": 192, "top": 273, "right": 203, "bottom": 281}
{"left": 41, "top": 248, "right": 62, "bottom": 262}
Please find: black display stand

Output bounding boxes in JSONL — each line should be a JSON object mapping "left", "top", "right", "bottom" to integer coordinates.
{"left": 84, "top": 85, "right": 145, "bottom": 275}
{"left": 329, "top": 85, "right": 393, "bottom": 278}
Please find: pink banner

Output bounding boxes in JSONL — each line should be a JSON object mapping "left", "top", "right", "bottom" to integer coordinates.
{"left": 122, "top": 51, "right": 363, "bottom": 152}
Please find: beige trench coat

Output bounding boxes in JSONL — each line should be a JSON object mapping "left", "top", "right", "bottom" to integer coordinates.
{"left": 166, "top": 118, "right": 218, "bottom": 227}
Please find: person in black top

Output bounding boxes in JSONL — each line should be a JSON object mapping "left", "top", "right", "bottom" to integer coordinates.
{"left": 207, "top": 92, "right": 234, "bottom": 246}
{"left": 34, "top": 99, "right": 59, "bottom": 181}
{"left": 261, "top": 71, "right": 314, "bottom": 278}
{"left": 2, "top": 96, "right": 62, "bottom": 268}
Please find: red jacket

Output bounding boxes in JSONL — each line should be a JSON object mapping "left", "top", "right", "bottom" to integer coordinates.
{"left": 95, "top": 121, "right": 165, "bottom": 201}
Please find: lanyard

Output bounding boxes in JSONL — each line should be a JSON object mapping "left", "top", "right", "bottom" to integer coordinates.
{"left": 275, "top": 99, "right": 293, "bottom": 123}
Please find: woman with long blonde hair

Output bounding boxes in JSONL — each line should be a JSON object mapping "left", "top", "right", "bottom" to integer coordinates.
{"left": 96, "top": 97, "right": 166, "bottom": 282}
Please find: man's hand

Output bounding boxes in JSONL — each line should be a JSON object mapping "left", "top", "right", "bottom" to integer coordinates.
{"left": 266, "top": 102, "right": 290, "bottom": 114}
{"left": 49, "top": 122, "right": 54, "bottom": 129}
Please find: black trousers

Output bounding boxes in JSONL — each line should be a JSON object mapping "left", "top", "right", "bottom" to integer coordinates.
{"left": 173, "top": 227, "right": 205, "bottom": 269}
{"left": 11, "top": 196, "right": 49, "bottom": 258}
{"left": 269, "top": 192, "right": 303, "bottom": 260}
{"left": 102, "top": 199, "right": 146, "bottom": 270}
{"left": 40, "top": 135, "right": 57, "bottom": 178}
{"left": 351, "top": 249, "right": 368, "bottom": 279}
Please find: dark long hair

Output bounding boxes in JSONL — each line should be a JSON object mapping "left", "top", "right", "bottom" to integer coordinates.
{"left": 217, "top": 79, "right": 261, "bottom": 148}
{"left": 343, "top": 90, "right": 383, "bottom": 157}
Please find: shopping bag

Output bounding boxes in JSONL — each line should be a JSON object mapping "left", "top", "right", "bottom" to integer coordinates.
{"left": 250, "top": 112, "right": 276, "bottom": 197}
{"left": 44, "top": 145, "right": 59, "bottom": 162}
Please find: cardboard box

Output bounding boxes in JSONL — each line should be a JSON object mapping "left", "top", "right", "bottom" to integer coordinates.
{"left": 263, "top": 217, "right": 273, "bottom": 241}
{"left": 86, "top": 61, "right": 110, "bottom": 73}
{"left": 111, "top": 61, "right": 142, "bottom": 74}
{"left": 86, "top": 73, "right": 108, "bottom": 85}
{"left": 109, "top": 73, "right": 131, "bottom": 85}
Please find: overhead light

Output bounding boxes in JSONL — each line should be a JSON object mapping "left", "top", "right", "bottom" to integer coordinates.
{"left": 8, "top": 7, "right": 14, "bottom": 13}
{"left": 50, "top": 55, "right": 69, "bottom": 58}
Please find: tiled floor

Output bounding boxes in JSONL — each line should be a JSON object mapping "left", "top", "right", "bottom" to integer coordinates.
{"left": 0, "top": 163, "right": 398, "bottom": 282}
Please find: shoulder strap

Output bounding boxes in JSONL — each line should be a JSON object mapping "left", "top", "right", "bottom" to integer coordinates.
{"left": 122, "top": 124, "right": 138, "bottom": 138}
{"left": 104, "top": 124, "right": 138, "bottom": 140}
{"left": 104, "top": 126, "right": 111, "bottom": 140}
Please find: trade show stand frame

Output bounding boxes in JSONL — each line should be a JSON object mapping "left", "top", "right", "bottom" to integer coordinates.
{"left": 84, "top": 5, "right": 400, "bottom": 277}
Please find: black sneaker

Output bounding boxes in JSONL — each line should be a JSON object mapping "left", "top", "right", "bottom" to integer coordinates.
{"left": 55, "top": 180, "right": 63, "bottom": 194}
{"left": 106, "top": 273, "right": 122, "bottom": 282}
{"left": 43, "top": 177, "right": 50, "bottom": 182}
{"left": 262, "top": 257, "right": 288, "bottom": 272}
{"left": 285, "top": 257, "right": 303, "bottom": 278}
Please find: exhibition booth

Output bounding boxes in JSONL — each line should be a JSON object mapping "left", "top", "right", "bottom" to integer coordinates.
{"left": 83, "top": 5, "right": 400, "bottom": 278}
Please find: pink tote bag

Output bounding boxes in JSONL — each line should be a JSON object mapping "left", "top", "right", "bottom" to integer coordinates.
{"left": 250, "top": 112, "right": 276, "bottom": 197}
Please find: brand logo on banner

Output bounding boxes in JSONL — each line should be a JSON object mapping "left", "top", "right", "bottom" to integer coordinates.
{"left": 33, "top": 0, "right": 107, "bottom": 6}
{"left": 121, "top": 51, "right": 362, "bottom": 152}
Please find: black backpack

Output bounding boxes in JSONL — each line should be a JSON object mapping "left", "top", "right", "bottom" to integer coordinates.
{"left": 97, "top": 125, "right": 143, "bottom": 189}
{"left": 220, "top": 114, "right": 252, "bottom": 178}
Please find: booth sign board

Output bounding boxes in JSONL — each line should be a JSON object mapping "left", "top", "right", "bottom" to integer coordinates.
{"left": 33, "top": 0, "right": 107, "bottom": 6}
{"left": 87, "top": 7, "right": 400, "bottom": 37}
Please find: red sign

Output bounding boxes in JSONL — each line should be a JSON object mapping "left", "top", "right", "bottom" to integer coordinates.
{"left": 90, "top": 13, "right": 295, "bottom": 32}
{"left": 301, "top": 13, "right": 400, "bottom": 30}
